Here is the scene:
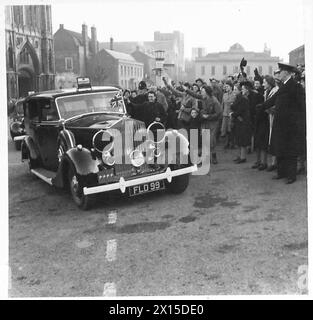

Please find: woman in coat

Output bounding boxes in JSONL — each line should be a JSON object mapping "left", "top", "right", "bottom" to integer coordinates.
{"left": 230, "top": 83, "right": 252, "bottom": 163}
{"left": 184, "top": 85, "right": 222, "bottom": 164}
{"left": 253, "top": 75, "right": 278, "bottom": 170}
{"left": 241, "top": 81, "right": 264, "bottom": 153}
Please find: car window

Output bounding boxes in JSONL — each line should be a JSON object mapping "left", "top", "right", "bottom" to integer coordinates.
{"left": 37, "top": 99, "right": 59, "bottom": 121}
{"left": 27, "top": 100, "right": 40, "bottom": 121}
{"left": 55, "top": 91, "right": 125, "bottom": 120}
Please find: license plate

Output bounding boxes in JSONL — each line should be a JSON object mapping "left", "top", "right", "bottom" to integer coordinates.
{"left": 128, "top": 180, "right": 165, "bottom": 196}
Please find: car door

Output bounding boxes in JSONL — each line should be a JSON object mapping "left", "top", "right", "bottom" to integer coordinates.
{"left": 31, "top": 98, "right": 62, "bottom": 171}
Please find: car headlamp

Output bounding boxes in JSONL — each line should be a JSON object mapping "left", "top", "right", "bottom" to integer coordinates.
{"left": 130, "top": 150, "right": 145, "bottom": 167}
{"left": 102, "top": 150, "right": 115, "bottom": 166}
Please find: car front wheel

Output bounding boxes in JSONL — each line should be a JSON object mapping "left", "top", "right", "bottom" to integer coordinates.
{"left": 68, "top": 165, "right": 95, "bottom": 210}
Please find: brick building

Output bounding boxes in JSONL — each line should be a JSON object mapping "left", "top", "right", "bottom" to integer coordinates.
{"left": 99, "top": 30, "right": 184, "bottom": 81}
{"left": 5, "top": 5, "right": 55, "bottom": 99}
{"left": 88, "top": 49, "right": 144, "bottom": 89}
{"left": 53, "top": 23, "right": 99, "bottom": 88}
{"left": 131, "top": 47, "right": 156, "bottom": 85}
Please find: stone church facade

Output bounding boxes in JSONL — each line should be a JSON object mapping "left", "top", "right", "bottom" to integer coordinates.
{"left": 5, "top": 5, "right": 55, "bottom": 100}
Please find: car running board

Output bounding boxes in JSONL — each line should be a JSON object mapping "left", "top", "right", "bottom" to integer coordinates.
{"left": 31, "top": 168, "right": 57, "bottom": 185}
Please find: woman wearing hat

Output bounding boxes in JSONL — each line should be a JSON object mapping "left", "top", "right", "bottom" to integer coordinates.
{"left": 241, "top": 81, "right": 264, "bottom": 154}
{"left": 230, "top": 83, "right": 252, "bottom": 163}
{"left": 221, "top": 81, "right": 236, "bottom": 148}
{"left": 253, "top": 75, "right": 278, "bottom": 171}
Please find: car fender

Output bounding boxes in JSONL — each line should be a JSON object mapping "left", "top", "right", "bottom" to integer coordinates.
{"left": 21, "top": 136, "right": 40, "bottom": 161}
{"left": 53, "top": 147, "right": 99, "bottom": 188}
{"left": 65, "top": 148, "right": 99, "bottom": 175}
{"left": 58, "top": 129, "right": 76, "bottom": 149}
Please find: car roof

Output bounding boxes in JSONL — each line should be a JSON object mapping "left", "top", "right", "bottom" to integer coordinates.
{"left": 27, "top": 86, "right": 121, "bottom": 99}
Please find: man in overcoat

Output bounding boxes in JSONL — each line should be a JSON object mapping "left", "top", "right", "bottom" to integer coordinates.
{"left": 257, "top": 63, "right": 305, "bottom": 184}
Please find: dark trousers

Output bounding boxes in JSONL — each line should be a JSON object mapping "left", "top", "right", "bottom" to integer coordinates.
{"left": 277, "top": 155, "right": 298, "bottom": 180}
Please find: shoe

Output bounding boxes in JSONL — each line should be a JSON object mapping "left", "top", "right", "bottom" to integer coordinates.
{"left": 272, "top": 175, "right": 284, "bottom": 180}
{"left": 266, "top": 165, "right": 277, "bottom": 172}
{"left": 251, "top": 162, "right": 260, "bottom": 169}
{"left": 286, "top": 178, "right": 296, "bottom": 184}
{"left": 233, "top": 157, "right": 240, "bottom": 162}
{"left": 236, "top": 158, "right": 247, "bottom": 164}
{"left": 258, "top": 164, "right": 268, "bottom": 171}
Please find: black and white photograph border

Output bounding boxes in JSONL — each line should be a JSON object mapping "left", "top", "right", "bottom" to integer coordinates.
{"left": 1, "top": 0, "right": 313, "bottom": 299}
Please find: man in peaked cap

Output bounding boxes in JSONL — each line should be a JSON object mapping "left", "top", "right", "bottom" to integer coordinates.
{"left": 257, "top": 62, "right": 305, "bottom": 184}
{"left": 278, "top": 62, "right": 297, "bottom": 73}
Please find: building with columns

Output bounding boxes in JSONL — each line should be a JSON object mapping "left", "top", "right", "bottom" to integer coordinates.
{"left": 5, "top": 5, "right": 55, "bottom": 99}
{"left": 195, "top": 43, "right": 281, "bottom": 81}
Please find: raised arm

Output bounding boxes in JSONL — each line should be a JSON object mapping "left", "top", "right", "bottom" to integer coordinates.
{"left": 185, "top": 88, "right": 203, "bottom": 100}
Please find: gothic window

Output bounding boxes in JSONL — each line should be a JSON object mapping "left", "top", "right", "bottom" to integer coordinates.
{"left": 211, "top": 66, "right": 215, "bottom": 76}
{"left": 20, "top": 46, "right": 30, "bottom": 64}
{"left": 13, "top": 6, "right": 24, "bottom": 27}
{"left": 49, "top": 47, "right": 53, "bottom": 72}
{"left": 26, "top": 6, "right": 32, "bottom": 27}
{"left": 223, "top": 65, "right": 227, "bottom": 75}
{"left": 31, "top": 6, "right": 36, "bottom": 29}
{"left": 258, "top": 66, "right": 263, "bottom": 74}
{"left": 201, "top": 65, "right": 205, "bottom": 76}
{"left": 8, "top": 46, "right": 14, "bottom": 68}
{"left": 65, "top": 57, "right": 73, "bottom": 71}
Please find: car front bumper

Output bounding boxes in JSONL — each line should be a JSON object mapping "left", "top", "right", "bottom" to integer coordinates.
{"left": 83, "top": 164, "right": 198, "bottom": 195}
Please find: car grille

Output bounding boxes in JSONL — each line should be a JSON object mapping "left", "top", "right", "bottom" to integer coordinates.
{"left": 114, "top": 119, "right": 146, "bottom": 177}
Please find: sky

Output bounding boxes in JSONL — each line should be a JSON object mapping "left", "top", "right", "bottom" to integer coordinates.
{"left": 45, "top": 0, "right": 309, "bottom": 62}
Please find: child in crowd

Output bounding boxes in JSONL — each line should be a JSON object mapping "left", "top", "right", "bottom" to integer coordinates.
{"left": 188, "top": 108, "right": 201, "bottom": 157}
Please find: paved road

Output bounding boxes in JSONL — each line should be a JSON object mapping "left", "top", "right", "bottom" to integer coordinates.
{"left": 8, "top": 139, "right": 308, "bottom": 297}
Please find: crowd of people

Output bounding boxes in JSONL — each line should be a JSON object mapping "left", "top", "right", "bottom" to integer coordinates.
{"left": 122, "top": 62, "right": 306, "bottom": 184}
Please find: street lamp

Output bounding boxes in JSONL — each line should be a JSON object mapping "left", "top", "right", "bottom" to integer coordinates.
{"left": 153, "top": 50, "right": 165, "bottom": 86}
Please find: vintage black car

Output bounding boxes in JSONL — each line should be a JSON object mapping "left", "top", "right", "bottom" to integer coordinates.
{"left": 19, "top": 78, "right": 197, "bottom": 209}
{"left": 10, "top": 99, "right": 25, "bottom": 150}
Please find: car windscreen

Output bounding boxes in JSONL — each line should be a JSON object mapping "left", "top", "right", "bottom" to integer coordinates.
{"left": 55, "top": 91, "right": 125, "bottom": 120}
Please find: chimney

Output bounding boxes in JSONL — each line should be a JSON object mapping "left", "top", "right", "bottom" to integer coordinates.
{"left": 60, "top": 24, "right": 64, "bottom": 29}
{"left": 110, "top": 37, "right": 114, "bottom": 50}
{"left": 90, "top": 25, "right": 98, "bottom": 55}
